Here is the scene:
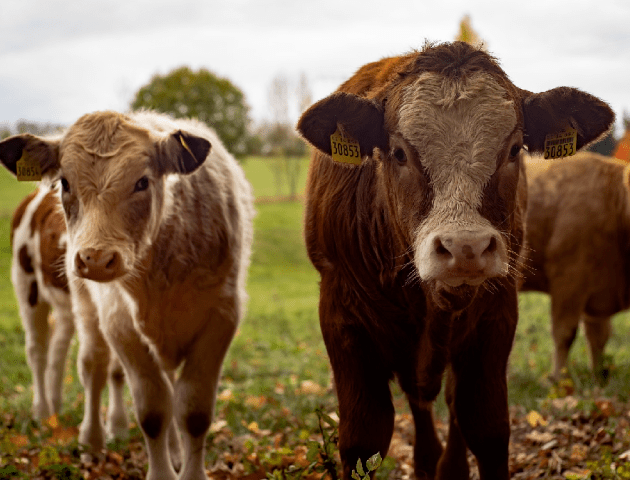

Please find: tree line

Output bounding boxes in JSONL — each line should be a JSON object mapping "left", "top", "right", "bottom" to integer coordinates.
{"left": 4, "top": 65, "right": 628, "bottom": 166}
{"left": 2, "top": 67, "right": 309, "bottom": 162}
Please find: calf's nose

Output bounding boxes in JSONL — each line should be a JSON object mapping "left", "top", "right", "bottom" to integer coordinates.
{"left": 428, "top": 230, "right": 504, "bottom": 285}
{"left": 75, "top": 248, "right": 123, "bottom": 282}
{"left": 434, "top": 233, "right": 498, "bottom": 269}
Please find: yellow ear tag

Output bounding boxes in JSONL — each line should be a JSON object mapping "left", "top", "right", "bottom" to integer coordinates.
{"left": 544, "top": 128, "right": 577, "bottom": 159}
{"left": 16, "top": 151, "right": 42, "bottom": 181}
{"left": 330, "top": 129, "right": 362, "bottom": 166}
{"left": 179, "top": 134, "right": 194, "bottom": 157}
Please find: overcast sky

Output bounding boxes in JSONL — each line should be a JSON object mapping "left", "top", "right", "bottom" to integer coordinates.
{"left": 1, "top": 0, "right": 629, "bottom": 135}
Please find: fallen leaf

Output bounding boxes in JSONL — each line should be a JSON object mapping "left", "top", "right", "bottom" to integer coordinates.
{"left": 218, "top": 389, "right": 234, "bottom": 401}
{"left": 570, "top": 444, "right": 588, "bottom": 462}
{"left": 551, "top": 396, "right": 579, "bottom": 411}
{"left": 245, "top": 395, "right": 267, "bottom": 409}
{"left": 210, "top": 419, "right": 228, "bottom": 434}
{"left": 526, "top": 410, "right": 548, "bottom": 428}
{"left": 297, "top": 380, "right": 325, "bottom": 395}
{"left": 46, "top": 414, "right": 59, "bottom": 429}
{"left": 525, "top": 430, "right": 555, "bottom": 444}
{"left": 8, "top": 433, "right": 29, "bottom": 447}
{"left": 595, "top": 399, "right": 615, "bottom": 417}
{"left": 563, "top": 468, "right": 591, "bottom": 479}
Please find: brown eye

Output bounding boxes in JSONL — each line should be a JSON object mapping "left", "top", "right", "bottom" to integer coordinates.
{"left": 60, "top": 177, "right": 70, "bottom": 193}
{"left": 393, "top": 148, "right": 407, "bottom": 164}
{"left": 509, "top": 144, "right": 522, "bottom": 160}
{"left": 134, "top": 176, "right": 149, "bottom": 192}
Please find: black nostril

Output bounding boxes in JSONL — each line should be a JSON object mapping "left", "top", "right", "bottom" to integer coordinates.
{"left": 434, "top": 238, "right": 451, "bottom": 256}
{"left": 75, "top": 254, "right": 86, "bottom": 269}
{"left": 485, "top": 236, "right": 497, "bottom": 254}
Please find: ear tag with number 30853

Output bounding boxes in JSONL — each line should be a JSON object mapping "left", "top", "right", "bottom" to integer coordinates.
{"left": 544, "top": 128, "right": 577, "bottom": 160}
{"left": 16, "top": 151, "right": 42, "bottom": 181}
{"left": 330, "top": 128, "right": 362, "bottom": 166}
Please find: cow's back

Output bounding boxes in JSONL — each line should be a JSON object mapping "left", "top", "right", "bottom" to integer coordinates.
{"left": 522, "top": 153, "right": 630, "bottom": 304}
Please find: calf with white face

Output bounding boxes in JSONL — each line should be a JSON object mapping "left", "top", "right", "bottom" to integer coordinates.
{"left": 0, "top": 111, "right": 254, "bottom": 480}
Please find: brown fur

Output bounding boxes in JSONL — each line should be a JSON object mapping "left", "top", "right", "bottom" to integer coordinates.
{"left": 0, "top": 110, "right": 254, "bottom": 480}
{"left": 12, "top": 188, "right": 68, "bottom": 290}
{"left": 522, "top": 152, "right": 630, "bottom": 380}
{"left": 298, "top": 41, "right": 614, "bottom": 479}
{"left": 8, "top": 183, "right": 127, "bottom": 428}
{"left": 29, "top": 189, "right": 69, "bottom": 291}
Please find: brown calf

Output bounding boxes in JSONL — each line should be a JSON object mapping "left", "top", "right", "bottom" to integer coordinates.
{"left": 10, "top": 183, "right": 127, "bottom": 435}
{"left": 0, "top": 111, "right": 254, "bottom": 480}
{"left": 297, "top": 41, "right": 614, "bottom": 479}
{"left": 522, "top": 152, "right": 630, "bottom": 380}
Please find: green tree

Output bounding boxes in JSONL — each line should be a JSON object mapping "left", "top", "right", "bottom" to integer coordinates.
{"left": 131, "top": 66, "right": 250, "bottom": 157}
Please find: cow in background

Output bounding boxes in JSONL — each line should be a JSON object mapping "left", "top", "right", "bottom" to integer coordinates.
{"left": 0, "top": 110, "right": 255, "bottom": 480}
{"left": 10, "top": 183, "right": 128, "bottom": 435}
{"left": 522, "top": 152, "right": 630, "bottom": 381}
{"left": 298, "top": 41, "right": 614, "bottom": 479}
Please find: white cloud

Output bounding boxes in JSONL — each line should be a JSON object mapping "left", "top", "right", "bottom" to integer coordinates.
{"left": 1, "top": 0, "right": 629, "bottom": 133}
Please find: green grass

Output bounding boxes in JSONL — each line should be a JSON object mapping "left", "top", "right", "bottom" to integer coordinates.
{"left": 3, "top": 155, "right": 630, "bottom": 476}
{"left": 242, "top": 156, "right": 310, "bottom": 199}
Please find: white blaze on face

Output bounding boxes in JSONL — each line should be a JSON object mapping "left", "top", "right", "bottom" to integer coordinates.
{"left": 398, "top": 72, "right": 518, "bottom": 284}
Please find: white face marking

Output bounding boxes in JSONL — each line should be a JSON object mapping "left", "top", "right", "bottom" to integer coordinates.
{"left": 398, "top": 72, "right": 518, "bottom": 282}
{"left": 399, "top": 72, "right": 516, "bottom": 222}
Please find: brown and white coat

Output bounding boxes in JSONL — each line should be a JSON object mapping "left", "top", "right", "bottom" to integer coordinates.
{"left": 10, "top": 182, "right": 128, "bottom": 435}
{"left": 1, "top": 110, "right": 255, "bottom": 480}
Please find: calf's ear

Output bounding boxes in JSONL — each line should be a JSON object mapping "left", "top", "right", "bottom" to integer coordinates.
{"left": 156, "top": 130, "right": 211, "bottom": 175}
{"left": 0, "top": 134, "right": 60, "bottom": 177}
{"left": 297, "top": 92, "right": 388, "bottom": 160}
{"left": 522, "top": 87, "right": 614, "bottom": 153}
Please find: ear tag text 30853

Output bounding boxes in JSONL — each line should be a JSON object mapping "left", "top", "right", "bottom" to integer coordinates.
{"left": 544, "top": 128, "right": 577, "bottom": 159}
{"left": 330, "top": 129, "right": 361, "bottom": 166}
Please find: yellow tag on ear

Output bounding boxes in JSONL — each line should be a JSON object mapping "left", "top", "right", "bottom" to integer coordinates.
{"left": 330, "top": 129, "right": 362, "bottom": 166}
{"left": 179, "top": 134, "right": 194, "bottom": 157}
{"left": 16, "top": 151, "right": 42, "bottom": 181}
{"left": 544, "top": 128, "right": 577, "bottom": 159}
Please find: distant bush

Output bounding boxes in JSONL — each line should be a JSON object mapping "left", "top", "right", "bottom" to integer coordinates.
{"left": 131, "top": 66, "right": 250, "bottom": 158}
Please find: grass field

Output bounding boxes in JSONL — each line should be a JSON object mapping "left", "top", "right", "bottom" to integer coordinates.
{"left": 2, "top": 157, "right": 630, "bottom": 478}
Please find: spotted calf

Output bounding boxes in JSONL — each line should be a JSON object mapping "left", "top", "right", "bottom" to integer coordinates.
{"left": 10, "top": 182, "right": 127, "bottom": 436}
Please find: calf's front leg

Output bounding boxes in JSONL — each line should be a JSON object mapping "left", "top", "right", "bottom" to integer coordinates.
{"left": 46, "top": 308, "right": 75, "bottom": 417}
{"left": 442, "top": 307, "right": 516, "bottom": 480}
{"left": 174, "top": 310, "right": 237, "bottom": 480}
{"left": 20, "top": 301, "right": 52, "bottom": 419}
{"left": 583, "top": 313, "right": 612, "bottom": 379}
{"left": 102, "top": 314, "right": 178, "bottom": 480}
{"left": 75, "top": 303, "right": 110, "bottom": 452}
{"left": 320, "top": 302, "right": 394, "bottom": 479}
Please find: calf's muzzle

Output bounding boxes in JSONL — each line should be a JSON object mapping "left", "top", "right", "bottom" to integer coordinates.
{"left": 419, "top": 228, "right": 507, "bottom": 287}
{"left": 75, "top": 248, "right": 123, "bottom": 282}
